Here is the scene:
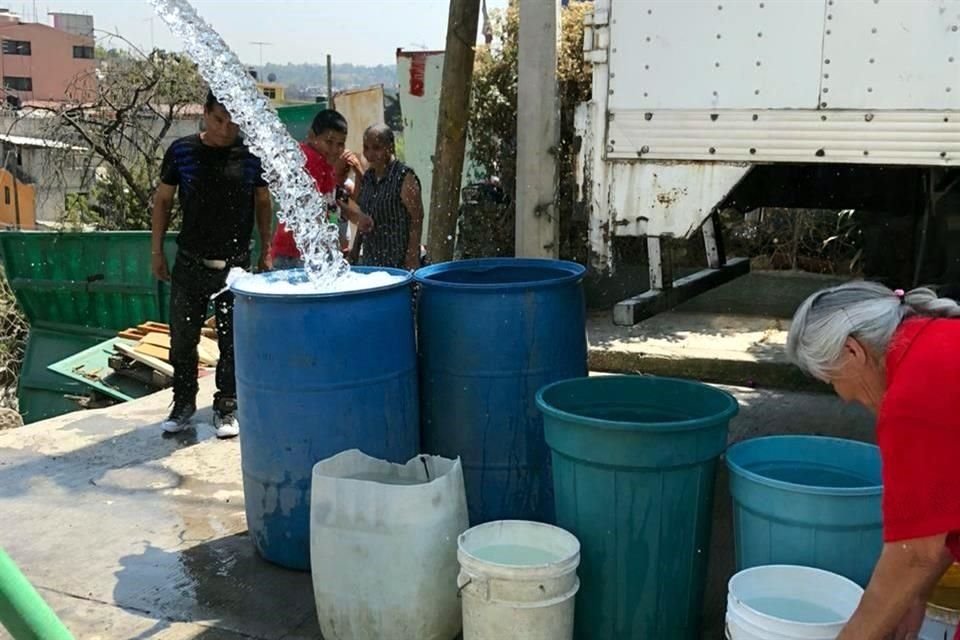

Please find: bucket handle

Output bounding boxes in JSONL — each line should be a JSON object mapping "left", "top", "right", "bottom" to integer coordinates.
{"left": 457, "top": 571, "right": 488, "bottom": 601}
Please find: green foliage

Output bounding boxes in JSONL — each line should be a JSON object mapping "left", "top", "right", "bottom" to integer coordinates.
{"left": 467, "top": 2, "right": 593, "bottom": 261}
{"left": 0, "top": 266, "right": 26, "bottom": 402}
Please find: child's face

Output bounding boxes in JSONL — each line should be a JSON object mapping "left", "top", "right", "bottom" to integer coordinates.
{"left": 308, "top": 129, "right": 347, "bottom": 164}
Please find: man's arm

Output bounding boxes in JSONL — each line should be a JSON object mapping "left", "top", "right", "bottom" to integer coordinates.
{"left": 254, "top": 186, "right": 273, "bottom": 271}
{"left": 151, "top": 183, "right": 176, "bottom": 281}
{"left": 837, "top": 534, "right": 952, "bottom": 640}
{"left": 399, "top": 172, "right": 424, "bottom": 270}
{"left": 334, "top": 150, "right": 363, "bottom": 186}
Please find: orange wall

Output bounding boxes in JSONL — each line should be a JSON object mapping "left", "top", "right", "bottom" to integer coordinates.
{"left": 0, "top": 23, "right": 96, "bottom": 101}
{"left": 0, "top": 168, "right": 35, "bottom": 228}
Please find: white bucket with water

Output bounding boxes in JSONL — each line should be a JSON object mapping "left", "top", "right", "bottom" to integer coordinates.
{"left": 457, "top": 520, "right": 580, "bottom": 640}
{"left": 726, "top": 565, "right": 864, "bottom": 640}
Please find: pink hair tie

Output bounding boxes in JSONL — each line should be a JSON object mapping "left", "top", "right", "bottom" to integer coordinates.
{"left": 893, "top": 288, "right": 905, "bottom": 300}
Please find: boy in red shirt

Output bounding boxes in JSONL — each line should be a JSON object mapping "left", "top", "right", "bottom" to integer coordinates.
{"left": 270, "top": 109, "right": 372, "bottom": 269}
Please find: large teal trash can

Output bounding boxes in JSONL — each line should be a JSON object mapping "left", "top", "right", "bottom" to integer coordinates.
{"left": 726, "top": 435, "right": 882, "bottom": 587}
{"left": 537, "top": 375, "right": 738, "bottom": 640}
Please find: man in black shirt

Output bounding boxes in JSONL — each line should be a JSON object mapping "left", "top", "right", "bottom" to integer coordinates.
{"left": 150, "top": 90, "right": 272, "bottom": 438}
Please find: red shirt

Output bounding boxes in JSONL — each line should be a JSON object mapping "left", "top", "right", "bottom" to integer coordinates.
{"left": 877, "top": 318, "right": 960, "bottom": 639}
{"left": 269, "top": 142, "right": 337, "bottom": 260}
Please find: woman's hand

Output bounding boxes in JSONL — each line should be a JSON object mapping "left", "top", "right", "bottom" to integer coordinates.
{"left": 355, "top": 212, "right": 374, "bottom": 234}
{"left": 890, "top": 597, "right": 926, "bottom": 640}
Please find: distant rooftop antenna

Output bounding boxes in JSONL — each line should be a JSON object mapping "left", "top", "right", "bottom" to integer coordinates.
{"left": 250, "top": 40, "right": 272, "bottom": 68}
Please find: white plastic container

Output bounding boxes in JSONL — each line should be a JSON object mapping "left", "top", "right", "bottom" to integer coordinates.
{"left": 457, "top": 520, "right": 580, "bottom": 640}
{"left": 921, "top": 603, "right": 959, "bottom": 640}
{"left": 310, "top": 449, "right": 469, "bottom": 640}
{"left": 726, "top": 565, "right": 864, "bottom": 640}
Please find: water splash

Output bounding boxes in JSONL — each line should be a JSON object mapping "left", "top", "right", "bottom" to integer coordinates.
{"left": 150, "top": 0, "right": 346, "bottom": 285}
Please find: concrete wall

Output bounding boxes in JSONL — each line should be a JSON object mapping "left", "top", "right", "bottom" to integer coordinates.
{"left": 0, "top": 114, "right": 201, "bottom": 224}
{"left": 0, "top": 22, "right": 96, "bottom": 102}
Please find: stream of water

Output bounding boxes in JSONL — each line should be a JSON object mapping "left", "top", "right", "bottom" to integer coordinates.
{"left": 150, "top": 0, "right": 347, "bottom": 287}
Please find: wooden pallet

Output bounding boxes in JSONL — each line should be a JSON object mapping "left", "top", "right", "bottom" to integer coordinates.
{"left": 113, "top": 320, "right": 219, "bottom": 377}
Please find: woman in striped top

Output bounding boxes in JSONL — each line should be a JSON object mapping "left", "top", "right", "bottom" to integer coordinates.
{"left": 355, "top": 124, "right": 424, "bottom": 270}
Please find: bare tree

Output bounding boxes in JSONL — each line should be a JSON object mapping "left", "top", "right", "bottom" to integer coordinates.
{"left": 31, "top": 35, "right": 205, "bottom": 229}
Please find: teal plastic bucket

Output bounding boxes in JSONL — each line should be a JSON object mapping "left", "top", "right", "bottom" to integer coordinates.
{"left": 726, "top": 435, "right": 882, "bottom": 587}
{"left": 537, "top": 375, "right": 738, "bottom": 640}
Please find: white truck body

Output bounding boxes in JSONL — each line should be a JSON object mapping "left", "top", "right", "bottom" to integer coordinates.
{"left": 579, "top": 0, "right": 960, "bottom": 271}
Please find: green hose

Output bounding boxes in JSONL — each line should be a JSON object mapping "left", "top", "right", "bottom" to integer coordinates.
{"left": 0, "top": 548, "right": 74, "bottom": 640}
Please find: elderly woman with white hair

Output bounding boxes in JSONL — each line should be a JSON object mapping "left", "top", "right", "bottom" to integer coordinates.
{"left": 787, "top": 281, "right": 960, "bottom": 640}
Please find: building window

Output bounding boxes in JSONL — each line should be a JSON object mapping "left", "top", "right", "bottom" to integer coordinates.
{"left": 4, "top": 187, "right": 10, "bottom": 206}
{"left": 72, "top": 45, "right": 95, "bottom": 59}
{"left": 262, "top": 87, "right": 277, "bottom": 99}
{"left": 3, "top": 76, "right": 32, "bottom": 92}
{"left": 2, "top": 40, "right": 31, "bottom": 56}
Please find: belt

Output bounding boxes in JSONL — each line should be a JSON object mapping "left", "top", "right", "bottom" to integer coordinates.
{"left": 178, "top": 249, "right": 250, "bottom": 270}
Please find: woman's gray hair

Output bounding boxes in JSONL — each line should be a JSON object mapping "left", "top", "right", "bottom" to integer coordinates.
{"left": 364, "top": 123, "right": 395, "bottom": 148}
{"left": 786, "top": 281, "right": 960, "bottom": 379}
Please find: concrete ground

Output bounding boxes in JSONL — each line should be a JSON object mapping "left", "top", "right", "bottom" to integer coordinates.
{"left": 0, "top": 370, "right": 874, "bottom": 639}
{"left": 587, "top": 270, "right": 846, "bottom": 391}
{"left": 0, "top": 376, "right": 322, "bottom": 640}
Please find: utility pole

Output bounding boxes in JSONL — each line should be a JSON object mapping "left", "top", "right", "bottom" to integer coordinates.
{"left": 326, "top": 54, "right": 333, "bottom": 108}
{"left": 143, "top": 17, "right": 155, "bottom": 50}
{"left": 516, "top": 0, "right": 560, "bottom": 257}
{"left": 426, "top": 0, "right": 481, "bottom": 263}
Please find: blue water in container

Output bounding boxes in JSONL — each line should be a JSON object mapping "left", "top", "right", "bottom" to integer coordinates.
{"left": 232, "top": 267, "right": 420, "bottom": 570}
{"left": 726, "top": 435, "right": 883, "bottom": 586}
{"left": 415, "top": 258, "right": 587, "bottom": 524}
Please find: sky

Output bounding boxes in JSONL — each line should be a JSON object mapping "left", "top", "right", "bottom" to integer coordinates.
{"left": 24, "top": 0, "right": 509, "bottom": 67}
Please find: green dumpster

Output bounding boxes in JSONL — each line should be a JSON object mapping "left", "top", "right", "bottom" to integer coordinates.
{"left": 0, "top": 231, "right": 178, "bottom": 423}
{"left": 536, "top": 375, "right": 738, "bottom": 640}
{"left": 276, "top": 103, "right": 325, "bottom": 143}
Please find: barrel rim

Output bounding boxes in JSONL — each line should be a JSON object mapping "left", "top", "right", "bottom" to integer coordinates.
{"left": 230, "top": 266, "right": 413, "bottom": 299}
{"left": 727, "top": 564, "right": 864, "bottom": 629}
{"left": 535, "top": 374, "right": 739, "bottom": 433}
{"left": 726, "top": 435, "right": 883, "bottom": 497}
{"left": 413, "top": 258, "right": 586, "bottom": 290}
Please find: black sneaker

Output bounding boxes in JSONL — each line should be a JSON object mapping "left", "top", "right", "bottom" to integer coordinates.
{"left": 162, "top": 401, "right": 196, "bottom": 434}
{"left": 214, "top": 397, "right": 239, "bottom": 439}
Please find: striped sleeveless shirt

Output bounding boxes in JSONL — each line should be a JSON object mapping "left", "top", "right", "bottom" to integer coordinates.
{"left": 357, "top": 160, "right": 419, "bottom": 268}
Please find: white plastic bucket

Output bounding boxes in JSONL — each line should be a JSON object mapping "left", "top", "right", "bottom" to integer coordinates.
{"left": 726, "top": 565, "right": 864, "bottom": 640}
{"left": 310, "top": 450, "right": 469, "bottom": 640}
{"left": 920, "top": 603, "right": 959, "bottom": 640}
{"left": 457, "top": 520, "right": 580, "bottom": 640}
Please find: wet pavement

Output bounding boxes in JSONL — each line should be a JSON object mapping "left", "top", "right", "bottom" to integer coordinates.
{"left": 0, "top": 376, "right": 321, "bottom": 640}
{"left": 0, "top": 369, "right": 872, "bottom": 639}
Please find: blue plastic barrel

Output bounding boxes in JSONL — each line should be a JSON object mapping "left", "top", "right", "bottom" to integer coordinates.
{"left": 538, "top": 374, "right": 738, "bottom": 640}
{"left": 726, "top": 435, "right": 883, "bottom": 586}
{"left": 232, "top": 267, "right": 420, "bottom": 570}
{"left": 415, "top": 258, "right": 587, "bottom": 524}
